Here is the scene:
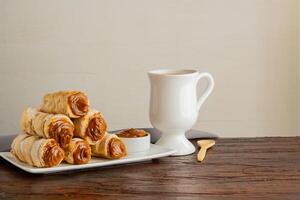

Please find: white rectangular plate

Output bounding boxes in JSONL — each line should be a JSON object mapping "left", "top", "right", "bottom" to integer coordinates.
{"left": 0, "top": 144, "right": 176, "bottom": 174}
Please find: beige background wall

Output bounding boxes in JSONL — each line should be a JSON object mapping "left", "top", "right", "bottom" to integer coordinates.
{"left": 0, "top": 0, "right": 299, "bottom": 137}
{"left": 296, "top": 0, "right": 300, "bottom": 133}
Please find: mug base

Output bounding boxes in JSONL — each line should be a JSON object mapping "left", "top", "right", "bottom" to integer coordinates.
{"left": 155, "top": 130, "right": 195, "bottom": 156}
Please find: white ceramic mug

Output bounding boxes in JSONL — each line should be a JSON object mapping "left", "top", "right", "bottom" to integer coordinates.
{"left": 148, "top": 69, "right": 214, "bottom": 156}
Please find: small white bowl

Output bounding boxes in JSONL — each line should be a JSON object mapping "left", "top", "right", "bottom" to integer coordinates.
{"left": 119, "top": 133, "right": 150, "bottom": 153}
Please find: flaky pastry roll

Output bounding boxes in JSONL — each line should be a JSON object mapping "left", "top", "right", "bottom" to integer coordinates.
{"left": 40, "top": 90, "right": 89, "bottom": 118}
{"left": 73, "top": 110, "right": 107, "bottom": 144}
{"left": 20, "top": 135, "right": 37, "bottom": 166}
{"left": 64, "top": 138, "right": 91, "bottom": 164}
{"left": 20, "top": 108, "right": 74, "bottom": 148}
{"left": 20, "top": 107, "right": 37, "bottom": 135}
{"left": 11, "top": 134, "right": 65, "bottom": 168}
{"left": 91, "top": 134, "right": 127, "bottom": 159}
{"left": 11, "top": 133, "right": 29, "bottom": 162}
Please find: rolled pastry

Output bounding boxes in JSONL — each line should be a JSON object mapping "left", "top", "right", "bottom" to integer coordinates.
{"left": 11, "top": 133, "right": 30, "bottom": 162}
{"left": 40, "top": 90, "right": 89, "bottom": 118}
{"left": 11, "top": 134, "right": 64, "bottom": 168}
{"left": 92, "top": 134, "right": 127, "bottom": 159}
{"left": 73, "top": 110, "right": 107, "bottom": 144}
{"left": 20, "top": 108, "right": 74, "bottom": 148}
{"left": 64, "top": 138, "right": 91, "bottom": 164}
{"left": 20, "top": 107, "right": 37, "bottom": 135}
{"left": 20, "top": 135, "right": 38, "bottom": 166}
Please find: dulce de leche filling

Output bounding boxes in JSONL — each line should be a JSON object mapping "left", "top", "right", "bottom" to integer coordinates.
{"left": 117, "top": 128, "right": 147, "bottom": 138}
{"left": 49, "top": 119, "right": 74, "bottom": 148}
{"left": 68, "top": 92, "right": 89, "bottom": 117}
{"left": 43, "top": 140, "right": 64, "bottom": 167}
{"left": 73, "top": 141, "right": 91, "bottom": 164}
{"left": 108, "top": 138, "right": 127, "bottom": 159}
{"left": 86, "top": 114, "right": 107, "bottom": 141}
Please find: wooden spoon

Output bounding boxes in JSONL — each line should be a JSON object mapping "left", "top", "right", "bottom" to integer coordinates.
{"left": 197, "top": 139, "right": 215, "bottom": 162}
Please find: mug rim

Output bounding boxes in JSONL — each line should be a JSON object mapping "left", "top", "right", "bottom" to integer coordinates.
{"left": 148, "top": 69, "right": 198, "bottom": 77}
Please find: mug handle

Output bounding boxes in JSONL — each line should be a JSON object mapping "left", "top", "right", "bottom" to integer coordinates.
{"left": 196, "top": 72, "right": 214, "bottom": 112}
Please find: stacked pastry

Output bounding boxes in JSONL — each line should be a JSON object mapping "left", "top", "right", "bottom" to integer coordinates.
{"left": 11, "top": 90, "right": 127, "bottom": 168}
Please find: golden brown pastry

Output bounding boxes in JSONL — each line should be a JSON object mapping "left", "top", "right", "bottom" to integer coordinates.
{"left": 11, "top": 133, "right": 29, "bottom": 162}
{"left": 73, "top": 110, "right": 107, "bottom": 144}
{"left": 20, "top": 108, "right": 74, "bottom": 148}
{"left": 64, "top": 138, "right": 91, "bottom": 164}
{"left": 11, "top": 134, "right": 65, "bottom": 168}
{"left": 20, "top": 107, "right": 37, "bottom": 135}
{"left": 91, "top": 134, "right": 127, "bottom": 159}
{"left": 40, "top": 90, "right": 89, "bottom": 118}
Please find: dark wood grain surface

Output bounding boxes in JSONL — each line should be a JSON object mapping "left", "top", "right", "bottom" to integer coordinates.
{"left": 0, "top": 137, "right": 299, "bottom": 200}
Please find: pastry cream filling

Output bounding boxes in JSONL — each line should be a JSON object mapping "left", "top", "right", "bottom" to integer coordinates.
{"left": 43, "top": 140, "right": 64, "bottom": 167}
{"left": 68, "top": 92, "right": 89, "bottom": 117}
{"left": 86, "top": 114, "right": 107, "bottom": 141}
{"left": 108, "top": 138, "right": 126, "bottom": 159}
{"left": 49, "top": 119, "right": 74, "bottom": 148}
{"left": 73, "top": 142, "right": 91, "bottom": 164}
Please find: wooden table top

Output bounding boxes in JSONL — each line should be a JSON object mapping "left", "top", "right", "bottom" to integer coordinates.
{"left": 0, "top": 137, "right": 299, "bottom": 199}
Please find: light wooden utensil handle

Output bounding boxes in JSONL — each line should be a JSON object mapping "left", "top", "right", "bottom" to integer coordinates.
{"left": 197, "top": 147, "right": 207, "bottom": 162}
{"left": 197, "top": 139, "right": 215, "bottom": 162}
